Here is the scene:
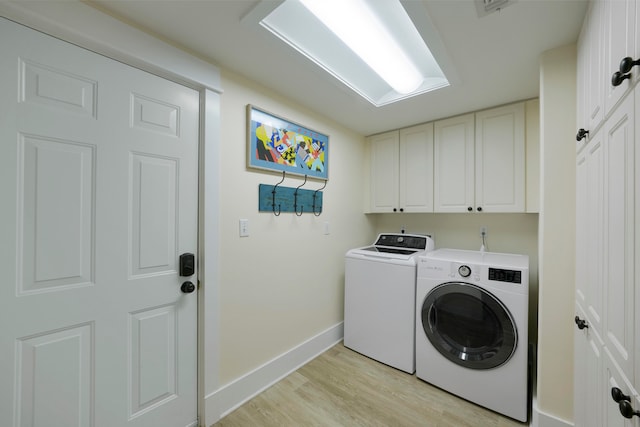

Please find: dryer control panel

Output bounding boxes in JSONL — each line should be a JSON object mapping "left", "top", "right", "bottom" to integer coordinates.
{"left": 488, "top": 267, "right": 522, "bottom": 284}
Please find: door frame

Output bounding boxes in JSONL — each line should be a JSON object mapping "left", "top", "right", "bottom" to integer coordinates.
{"left": 0, "top": 3, "right": 222, "bottom": 426}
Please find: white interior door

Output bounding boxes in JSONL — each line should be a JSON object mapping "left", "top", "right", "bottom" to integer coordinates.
{"left": 0, "top": 18, "right": 199, "bottom": 427}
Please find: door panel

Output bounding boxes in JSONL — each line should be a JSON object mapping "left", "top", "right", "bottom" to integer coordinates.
{"left": 0, "top": 18, "right": 199, "bottom": 427}
{"left": 603, "top": 93, "right": 635, "bottom": 383}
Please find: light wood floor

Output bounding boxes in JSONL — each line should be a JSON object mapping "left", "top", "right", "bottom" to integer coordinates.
{"left": 212, "top": 343, "right": 526, "bottom": 427}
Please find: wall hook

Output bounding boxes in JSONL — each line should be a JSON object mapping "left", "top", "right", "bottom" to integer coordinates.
{"left": 294, "top": 175, "right": 307, "bottom": 216}
{"left": 272, "top": 171, "right": 285, "bottom": 216}
{"left": 312, "top": 180, "right": 327, "bottom": 216}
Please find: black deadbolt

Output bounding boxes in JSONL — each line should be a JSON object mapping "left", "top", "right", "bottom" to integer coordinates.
{"left": 180, "top": 253, "right": 195, "bottom": 276}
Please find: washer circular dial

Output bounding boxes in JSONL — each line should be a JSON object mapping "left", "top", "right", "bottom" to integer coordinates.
{"left": 458, "top": 265, "right": 471, "bottom": 277}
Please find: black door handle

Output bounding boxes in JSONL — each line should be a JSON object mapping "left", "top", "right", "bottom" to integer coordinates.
{"left": 181, "top": 281, "right": 196, "bottom": 294}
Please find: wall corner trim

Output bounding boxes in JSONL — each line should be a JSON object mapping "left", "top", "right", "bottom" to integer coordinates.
{"left": 204, "top": 322, "right": 344, "bottom": 426}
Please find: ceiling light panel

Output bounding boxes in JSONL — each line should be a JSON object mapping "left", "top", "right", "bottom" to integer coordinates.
{"left": 256, "top": 0, "right": 450, "bottom": 106}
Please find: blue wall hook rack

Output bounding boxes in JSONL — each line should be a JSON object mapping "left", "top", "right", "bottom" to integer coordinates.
{"left": 259, "top": 173, "right": 325, "bottom": 216}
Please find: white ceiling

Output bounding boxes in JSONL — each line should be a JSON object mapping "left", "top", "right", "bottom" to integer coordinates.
{"left": 88, "top": 0, "right": 588, "bottom": 136}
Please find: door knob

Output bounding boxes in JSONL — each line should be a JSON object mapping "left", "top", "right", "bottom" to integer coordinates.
{"left": 181, "top": 281, "right": 196, "bottom": 293}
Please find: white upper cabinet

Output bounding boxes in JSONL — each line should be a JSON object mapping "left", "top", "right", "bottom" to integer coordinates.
{"left": 475, "top": 103, "right": 525, "bottom": 213}
{"left": 399, "top": 123, "right": 434, "bottom": 213}
{"left": 433, "top": 113, "right": 475, "bottom": 213}
{"left": 368, "top": 130, "right": 400, "bottom": 213}
{"left": 368, "top": 124, "right": 434, "bottom": 213}
{"left": 369, "top": 102, "right": 530, "bottom": 215}
{"left": 434, "top": 103, "right": 525, "bottom": 213}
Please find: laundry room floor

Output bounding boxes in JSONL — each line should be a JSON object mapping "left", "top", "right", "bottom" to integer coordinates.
{"left": 212, "top": 343, "right": 525, "bottom": 427}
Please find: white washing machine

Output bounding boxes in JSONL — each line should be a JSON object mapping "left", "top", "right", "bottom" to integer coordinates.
{"left": 344, "top": 233, "right": 435, "bottom": 374}
{"left": 415, "top": 249, "right": 529, "bottom": 422}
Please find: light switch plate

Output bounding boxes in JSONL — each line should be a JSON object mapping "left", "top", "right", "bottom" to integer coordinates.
{"left": 239, "top": 219, "right": 249, "bottom": 237}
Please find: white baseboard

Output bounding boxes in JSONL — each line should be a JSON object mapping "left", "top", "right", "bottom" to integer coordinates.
{"left": 531, "top": 397, "right": 573, "bottom": 427}
{"left": 203, "top": 322, "right": 343, "bottom": 426}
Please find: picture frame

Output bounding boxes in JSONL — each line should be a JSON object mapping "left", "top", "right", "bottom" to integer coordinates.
{"left": 247, "top": 105, "right": 329, "bottom": 180}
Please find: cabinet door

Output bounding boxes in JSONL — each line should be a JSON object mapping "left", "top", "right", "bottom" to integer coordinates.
{"left": 475, "top": 103, "right": 525, "bottom": 213}
{"left": 575, "top": 303, "right": 604, "bottom": 427}
{"left": 369, "top": 131, "right": 399, "bottom": 213}
{"left": 577, "top": 12, "right": 589, "bottom": 153}
{"left": 588, "top": 0, "right": 605, "bottom": 132}
{"left": 576, "top": 130, "right": 605, "bottom": 337}
{"left": 603, "top": 93, "right": 635, "bottom": 382}
{"left": 433, "top": 113, "right": 474, "bottom": 212}
{"left": 604, "top": 0, "right": 635, "bottom": 116}
{"left": 399, "top": 123, "right": 433, "bottom": 213}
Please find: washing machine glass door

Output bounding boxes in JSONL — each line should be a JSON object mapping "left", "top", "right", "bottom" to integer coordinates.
{"left": 421, "top": 282, "right": 517, "bottom": 370}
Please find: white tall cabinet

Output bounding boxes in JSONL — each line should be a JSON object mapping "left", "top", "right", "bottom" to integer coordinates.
{"left": 574, "top": 0, "right": 640, "bottom": 424}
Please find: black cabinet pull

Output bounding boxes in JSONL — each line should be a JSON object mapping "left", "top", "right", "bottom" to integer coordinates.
{"left": 467, "top": 206, "right": 473, "bottom": 212}
{"left": 619, "top": 401, "right": 640, "bottom": 419}
{"left": 611, "top": 387, "right": 631, "bottom": 403}
{"left": 576, "top": 128, "right": 589, "bottom": 141}
{"left": 612, "top": 71, "right": 631, "bottom": 87}
{"left": 476, "top": 207, "right": 483, "bottom": 212}
{"left": 574, "top": 316, "right": 588, "bottom": 330}
{"left": 619, "top": 56, "right": 640, "bottom": 73}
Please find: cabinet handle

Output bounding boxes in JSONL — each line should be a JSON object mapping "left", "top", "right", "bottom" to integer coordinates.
{"left": 467, "top": 206, "right": 473, "bottom": 212}
{"left": 393, "top": 208, "right": 397, "bottom": 212}
{"left": 399, "top": 208, "right": 404, "bottom": 212}
{"left": 612, "top": 71, "right": 631, "bottom": 87}
{"left": 574, "top": 316, "right": 589, "bottom": 330}
{"left": 576, "top": 128, "right": 589, "bottom": 142}
{"left": 619, "top": 56, "right": 640, "bottom": 73}
{"left": 612, "top": 387, "right": 631, "bottom": 403}
{"left": 618, "top": 401, "right": 640, "bottom": 419}
{"left": 476, "top": 207, "right": 483, "bottom": 212}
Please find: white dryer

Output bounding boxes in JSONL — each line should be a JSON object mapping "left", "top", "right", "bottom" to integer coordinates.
{"left": 344, "top": 233, "right": 434, "bottom": 374}
{"left": 415, "top": 249, "right": 529, "bottom": 422}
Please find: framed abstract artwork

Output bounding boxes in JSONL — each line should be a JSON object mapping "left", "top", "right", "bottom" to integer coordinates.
{"left": 247, "top": 105, "right": 329, "bottom": 180}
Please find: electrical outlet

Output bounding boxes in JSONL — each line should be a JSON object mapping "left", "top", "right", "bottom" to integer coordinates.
{"left": 480, "top": 226, "right": 487, "bottom": 236}
{"left": 239, "top": 219, "right": 249, "bottom": 237}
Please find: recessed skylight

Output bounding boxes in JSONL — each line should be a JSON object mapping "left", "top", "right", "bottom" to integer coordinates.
{"left": 245, "top": 0, "right": 451, "bottom": 107}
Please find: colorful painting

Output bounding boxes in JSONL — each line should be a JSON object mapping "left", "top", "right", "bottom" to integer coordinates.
{"left": 247, "top": 105, "right": 329, "bottom": 180}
